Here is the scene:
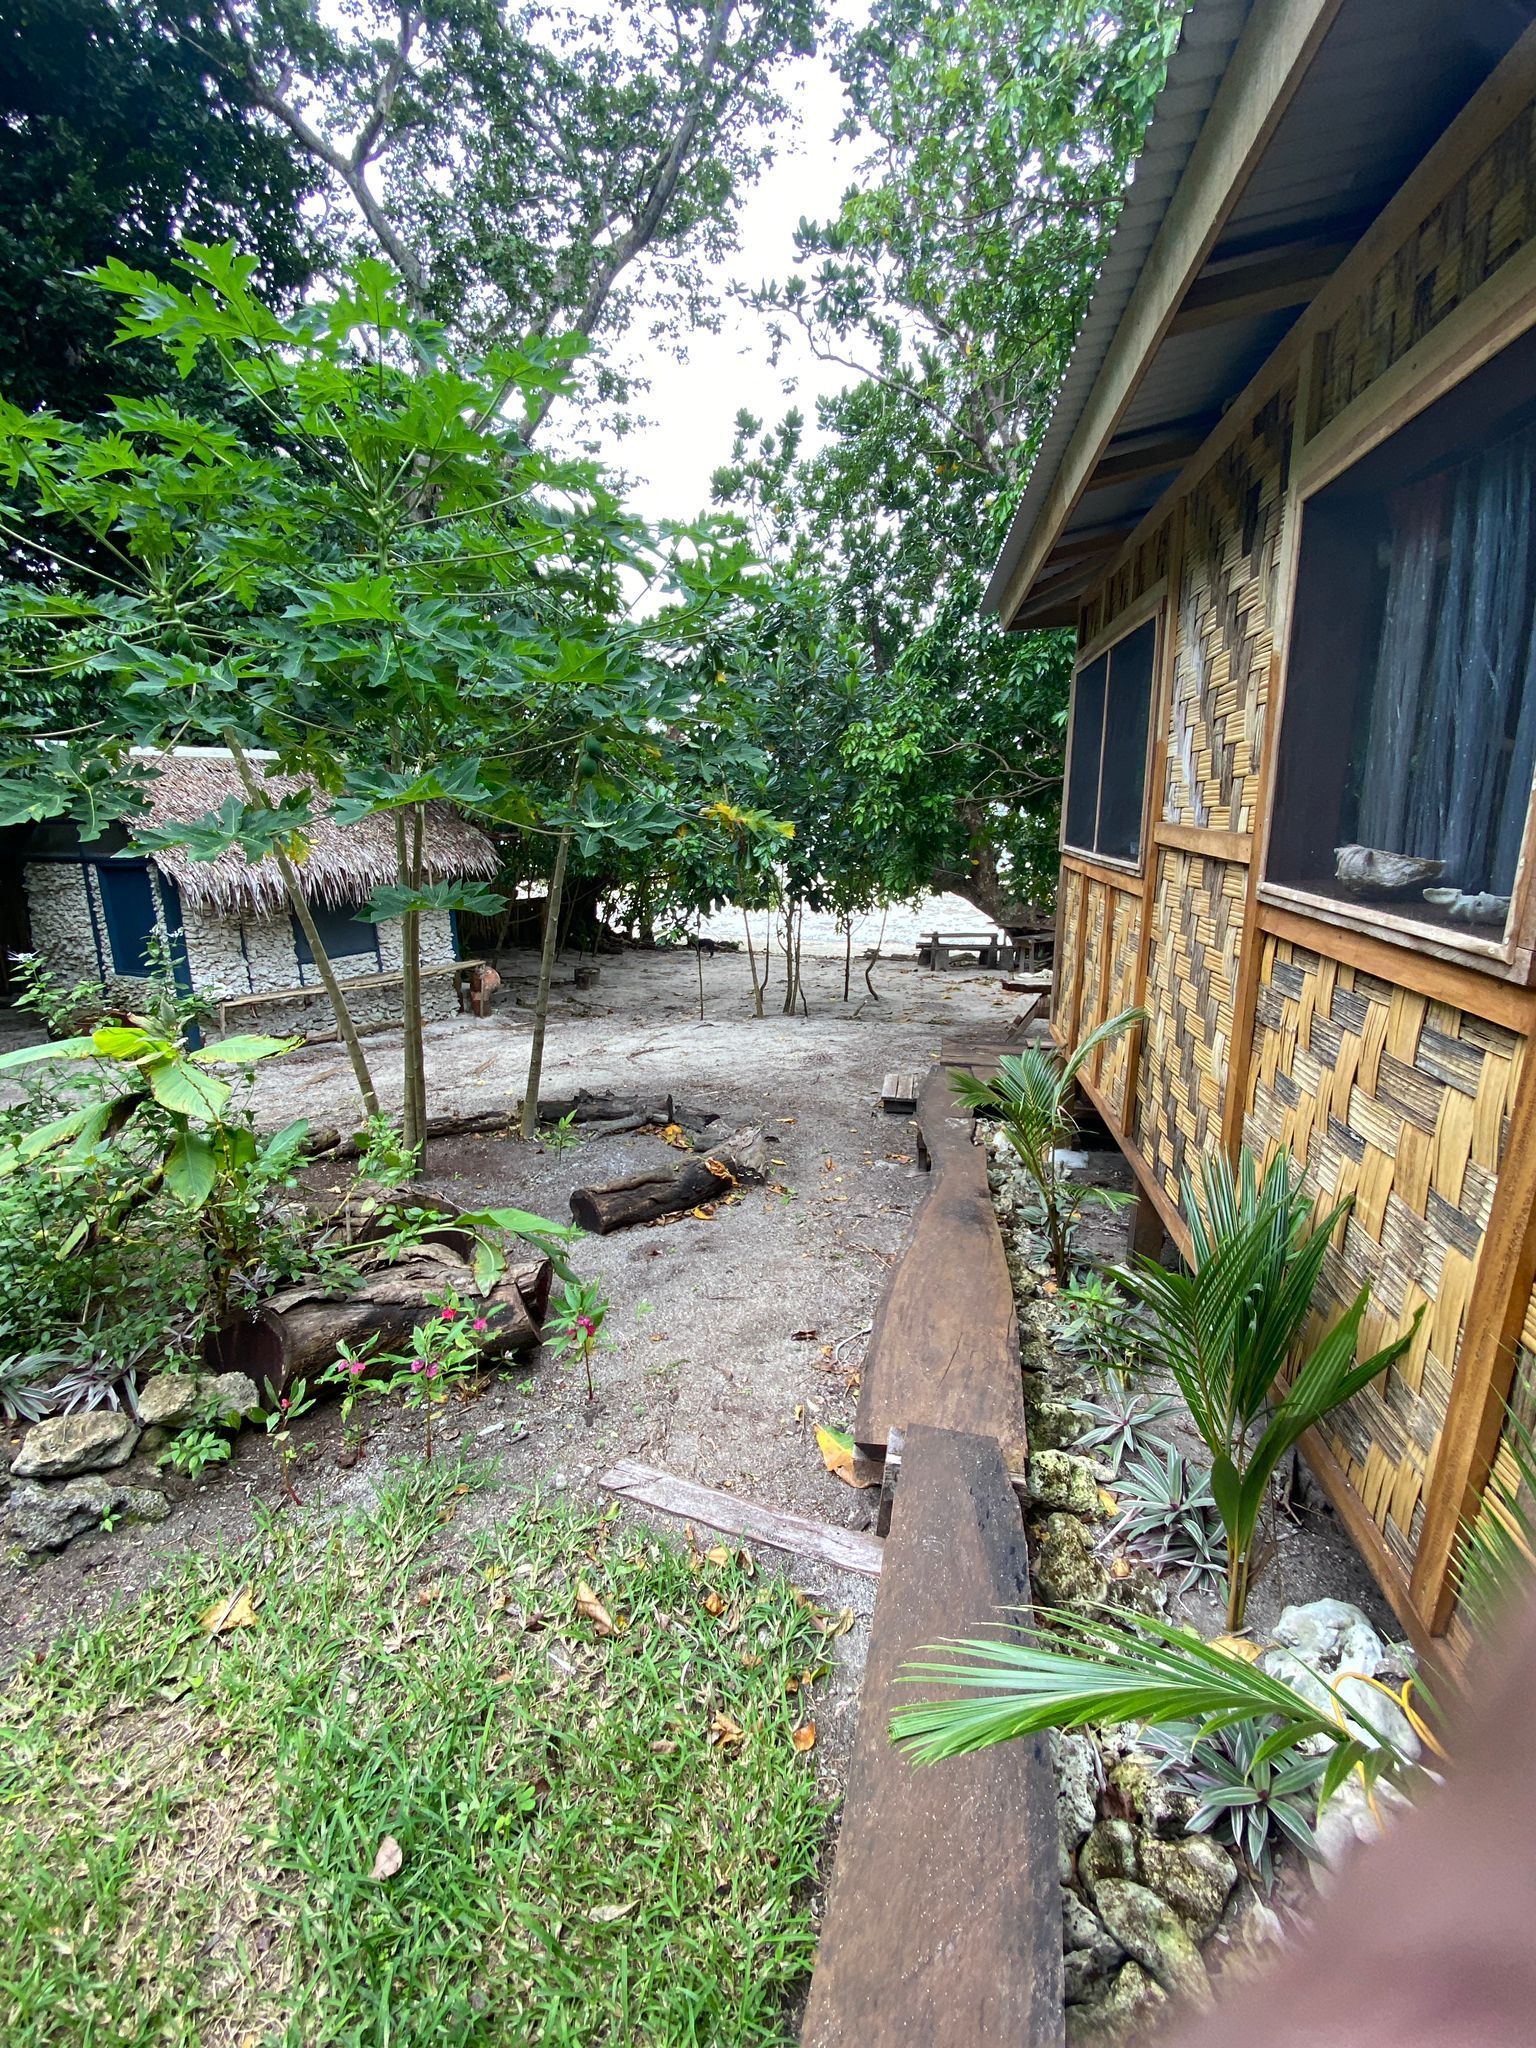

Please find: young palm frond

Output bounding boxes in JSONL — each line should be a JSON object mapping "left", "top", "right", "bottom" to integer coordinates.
{"left": 1115, "top": 1148, "right": 1421, "bottom": 1628}
{"left": 951, "top": 1006, "right": 1142, "bottom": 1277}
{"left": 890, "top": 1607, "right": 1419, "bottom": 1804}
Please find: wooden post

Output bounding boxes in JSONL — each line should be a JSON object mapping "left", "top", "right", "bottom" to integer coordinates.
{"left": 1410, "top": 1042, "right": 1536, "bottom": 1634}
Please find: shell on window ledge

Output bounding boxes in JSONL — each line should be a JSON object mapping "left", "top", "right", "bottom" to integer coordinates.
{"left": 1334, "top": 844, "right": 1446, "bottom": 897}
{"left": 1423, "top": 887, "right": 1512, "bottom": 926}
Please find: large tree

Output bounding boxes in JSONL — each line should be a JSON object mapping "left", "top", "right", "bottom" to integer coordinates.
{"left": 0, "top": 0, "right": 319, "bottom": 421}
{"left": 717, "top": 0, "right": 1184, "bottom": 920}
{"left": 209, "top": 0, "right": 821, "bottom": 430}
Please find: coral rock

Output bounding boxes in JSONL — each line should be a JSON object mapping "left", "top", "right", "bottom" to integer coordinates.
{"left": 1029, "top": 1450, "right": 1102, "bottom": 1517}
{"left": 136, "top": 1373, "right": 207, "bottom": 1429}
{"left": 1093, "top": 1879, "right": 1212, "bottom": 2005}
{"left": 1079, "top": 1818, "right": 1139, "bottom": 1893}
{"left": 1032, "top": 1511, "right": 1109, "bottom": 1608}
{"left": 11, "top": 1411, "right": 139, "bottom": 1480}
{"left": 1136, "top": 1832, "right": 1237, "bottom": 1942}
{"left": 202, "top": 1372, "right": 261, "bottom": 1423}
{"left": 1066, "top": 1960, "right": 1168, "bottom": 2043}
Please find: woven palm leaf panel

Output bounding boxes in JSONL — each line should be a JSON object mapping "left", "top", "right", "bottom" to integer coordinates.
{"left": 1079, "top": 524, "right": 1171, "bottom": 651}
{"left": 1054, "top": 865, "right": 1086, "bottom": 1044}
{"left": 1243, "top": 935, "right": 1523, "bottom": 1585}
{"left": 1162, "top": 387, "right": 1293, "bottom": 832}
{"left": 1313, "top": 103, "right": 1536, "bottom": 437}
{"left": 1135, "top": 850, "right": 1245, "bottom": 1204}
{"left": 1094, "top": 890, "right": 1142, "bottom": 1124}
{"left": 1076, "top": 878, "right": 1110, "bottom": 1070}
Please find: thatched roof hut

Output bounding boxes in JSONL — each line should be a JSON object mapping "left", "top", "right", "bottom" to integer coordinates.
{"left": 129, "top": 749, "right": 498, "bottom": 917}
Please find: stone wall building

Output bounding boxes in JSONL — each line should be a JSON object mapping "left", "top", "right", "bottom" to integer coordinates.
{"left": 22, "top": 749, "right": 497, "bottom": 1041}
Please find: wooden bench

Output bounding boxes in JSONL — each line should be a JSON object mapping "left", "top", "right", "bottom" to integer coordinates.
{"left": 916, "top": 930, "right": 1022, "bottom": 971}
{"left": 217, "top": 957, "right": 484, "bottom": 1032}
{"left": 799, "top": 1424, "right": 1063, "bottom": 2045}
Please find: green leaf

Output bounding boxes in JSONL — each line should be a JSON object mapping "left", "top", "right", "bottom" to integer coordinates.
{"left": 192, "top": 1034, "right": 300, "bottom": 1066}
{"left": 145, "top": 1057, "right": 229, "bottom": 1121}
{"left": 0, "top": 1035, "right": 95, "bottom": 1070}
{"left": 164, "top": 1129, "right": 218, "bottom": 1207}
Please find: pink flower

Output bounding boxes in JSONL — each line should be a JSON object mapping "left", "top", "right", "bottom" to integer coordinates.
{"left": 348, "top": 1358, "right": 366, "bottom": 1377}
{"left": 576, "top": 1314, "right": 597, "bottom": 1338}
{"left": 411, "top": 1358, "right": 426, "bottom": 1374}
{"left": 279, "top": 1397, "right": 290, "bottom": 1412}
{"left": 472, "top": 1317, "right": 489, "bottom": 1334}
{"left": 425, "top": 1362, "right": 440, "bottom": 1379}
{"left": 440, "top": 1307, "right": 460, "bottom": 1322}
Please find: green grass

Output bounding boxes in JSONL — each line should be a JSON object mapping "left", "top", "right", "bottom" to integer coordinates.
{"left": 0, "top": 1463, "right": 833, "bottom": 2046}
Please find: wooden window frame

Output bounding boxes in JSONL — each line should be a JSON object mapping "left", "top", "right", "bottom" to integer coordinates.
{"left": 1061, "top": 587, "right": 1164, "bottom": 880}
{"left": 1257, "top": 247, "right": 1536, "bottom": 987}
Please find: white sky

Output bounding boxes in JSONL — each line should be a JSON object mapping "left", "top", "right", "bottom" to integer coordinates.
{"left": 613, "top": 49, "right": 868, "bottom": 525}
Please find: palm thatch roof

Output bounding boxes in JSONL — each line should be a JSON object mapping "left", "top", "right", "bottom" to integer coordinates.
{"left": 128, "top": 750, "right": 498, "bottom": 918}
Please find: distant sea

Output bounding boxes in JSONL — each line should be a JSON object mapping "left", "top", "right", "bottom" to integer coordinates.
{"left": 695, "top": 891, "right": 1004, "bottom": 959}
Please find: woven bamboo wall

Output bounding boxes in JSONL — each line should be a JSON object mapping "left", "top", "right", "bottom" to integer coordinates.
{"left": 1314, "top": 102, "right": 1536, "bottom": 435}
{"left": 1162, "top": 386, "right": 1292, "bottom": 833}
{"left": 1243, "top": 935, "right": 1523, "bottom": 1578}
{"left": 1055, "top": 865, "right": 1084, "bottom": 1042}
{"left": 1136, "top": 851, "right": 1246, "bottom": 1203}
{"left": 1076, "top": 878, "right": 1108, "bottom": 1055}
{"left": 1095, "top": 889, "right": 1142, "bottom": 1123}
{"left": 1079, "top": 521, "right": 1172, "bottom": 651}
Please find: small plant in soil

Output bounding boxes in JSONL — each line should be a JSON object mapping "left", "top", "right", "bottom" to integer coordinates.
{"left": 379, "top": 1291, "right": 487, "bottom": 1460}
{"left": 1116, "top": 1146, "right": 1421, "bottom": 1630}
{"left": 0, "top": 1350, "right": 71, "bottom": 1424}
{"left": 155, "top": 1425, "right": 234, "bottom": 1484}
{"left": 1074, "top": 1369, "right": 1180, "bottom": 1476}
{"left": 1109, "top": 1443, "right": 1227, "bottom": 1597}
{"left": 258, "top": 1380, "right": 317, "bottom": 1504}
{"left": 546, "top": 1274, "right": 611, "bottom": 1399}
{"left": 1059, "top": 1270, "right": 1141, "bottom": 1376}
{"left": 1143, "top": 1718, "right": 1328, "bottom": 1888}
{"left": 950, "top": 1007, "right": 1142, "bottom": 1279}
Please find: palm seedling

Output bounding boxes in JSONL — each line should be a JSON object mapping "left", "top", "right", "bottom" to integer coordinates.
{"left": 1115, "top": 1148, "right": 1420, "bottom": 1631}
{"left": 951, "top": 1007, "right": 1143, "bottom": 1280}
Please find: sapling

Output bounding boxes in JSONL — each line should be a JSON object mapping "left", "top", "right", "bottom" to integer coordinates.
{"left": 546, "top": 1277, "right": 610, "bottom": 1400}
{"left": 258, "top": 1380, "right": 317, "bottom": 1504}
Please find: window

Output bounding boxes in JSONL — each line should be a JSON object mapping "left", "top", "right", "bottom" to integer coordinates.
{"left": 98, "top": 862, "right": 159, "bottom": 977}
{"left": 1063, "top": 616, "right": 1157, "bottom": 864}
{"left": 1268, "top": 328, "right": 1536, "bottom": 946}
{"left": 293, "top": 900, "right": 379, "bottom": 967}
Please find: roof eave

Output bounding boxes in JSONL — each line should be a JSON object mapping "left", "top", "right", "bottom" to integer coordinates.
{"left": 986, "top": 0, "right": 1342, "bottom": 628}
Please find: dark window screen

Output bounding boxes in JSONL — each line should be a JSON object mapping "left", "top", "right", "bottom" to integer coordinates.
{"left": 1097, "top": 619, "right": 1156, "bottom": 862}
{"left": 1064, "top": 656, "right": 1107, "bottom": 853}
{"left": 98, "top": 863, "right": 159, "bottom": 976}
{"left": 293, "top": 901, "right": 379, "bottom": 966}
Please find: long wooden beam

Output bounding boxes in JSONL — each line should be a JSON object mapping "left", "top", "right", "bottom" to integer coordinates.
{"left": 1082, "top": 426, "right": 1214, "bottom": 491}
{"left": 993, "top": 0, "right": 1346, "bottom": 629}
{"left": 1167, "top": 238, "right": 1353, "bottom": 334}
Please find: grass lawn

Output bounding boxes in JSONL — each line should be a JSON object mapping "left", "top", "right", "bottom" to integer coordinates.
{"left": 0, "top": 1463, "right": 833, "bottom": 2046}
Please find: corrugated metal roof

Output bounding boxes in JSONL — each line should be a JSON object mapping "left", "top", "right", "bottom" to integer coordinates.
{"left": 986, "top": 0, "right": 1534, "bottom": 626}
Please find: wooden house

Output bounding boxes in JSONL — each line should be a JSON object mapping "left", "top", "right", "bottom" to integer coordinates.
{"left": 22, "top": 749, "right": 495, "bottom": 1040}
{"left": 988, "top": 0, "right": 1536, "bottom": 1658}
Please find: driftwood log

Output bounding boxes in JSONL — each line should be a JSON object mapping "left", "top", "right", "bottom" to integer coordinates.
{"left": 212, "top": 1243, "right": 553, "bottom": 1397}
{"left": 569, "top": 1124, "right": 771, "bottom": 1234}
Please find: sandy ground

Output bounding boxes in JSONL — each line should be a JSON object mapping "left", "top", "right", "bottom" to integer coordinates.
{"left": 2, "top": 945, "right": 1024, "bottom": 1793}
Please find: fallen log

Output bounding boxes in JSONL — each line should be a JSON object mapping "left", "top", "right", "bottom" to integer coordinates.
{"left": 211, "top": 1249, "right": 553, "bottom": 1397}
{"left": 569, "top": 1125, "right": 770, "bottom": 1234}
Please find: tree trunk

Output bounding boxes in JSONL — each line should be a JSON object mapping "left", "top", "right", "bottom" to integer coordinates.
{"left": 521, "top": 824, "right": 572, "bottom": 1138}
{"left": 743, "top": 908, "right": 765, "bottom": 1018}
{"left": 843, "top": 918, "right": 852, "bottom": 1002}
{"left": 223, "top": 729, "right": 380, "bottom": 1121}
{"left": 396, "top": 802, "right": 427, "bottom": 1156}
{"left": 569, "top": 1124, "right": 770, "bottom": 1234}
{"left": 216, "top": 1249, "right": 553, "bottom": 1397}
